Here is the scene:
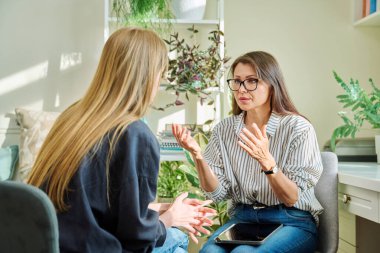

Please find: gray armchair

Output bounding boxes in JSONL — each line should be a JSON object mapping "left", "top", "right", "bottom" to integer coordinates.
{"left": 315, "top": 152, "right": 339, "bottom": 253}
{"left": 0, "top": 180, "right": 59, "bottom": 253}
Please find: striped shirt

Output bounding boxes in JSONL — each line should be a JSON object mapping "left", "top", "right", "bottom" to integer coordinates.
{"left": 203, "top": 112, "right": 323, "bottom": 223}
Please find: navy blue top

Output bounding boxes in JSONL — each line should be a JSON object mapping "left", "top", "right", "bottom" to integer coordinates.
{"left": 56, "top": 120, "right": 166, "bottom": 253}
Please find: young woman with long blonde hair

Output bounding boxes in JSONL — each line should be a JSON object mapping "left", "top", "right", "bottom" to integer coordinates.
{"left": 28, "top": 27, "right": 215, "bottom": 253}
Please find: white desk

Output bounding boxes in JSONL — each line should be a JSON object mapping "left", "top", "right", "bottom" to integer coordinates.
{"left": 338, "top": 162, "right": 380, "bottom": 253}
{"left": 339, "top": 162, "right": 380, "bottom": 192}
{"left": 338, "top": 162, "right": 380, "bottom": 223}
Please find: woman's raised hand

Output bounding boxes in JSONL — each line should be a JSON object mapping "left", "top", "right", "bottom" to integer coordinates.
{"left": 238, "top": 123, "right": 276, "bottom": 171}
{"left": 172, "top": 124, "right": 202, "bottom": 156}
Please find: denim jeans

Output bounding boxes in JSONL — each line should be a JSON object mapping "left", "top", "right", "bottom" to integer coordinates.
{"left": 200, "top": 204, "right": 317, "bottom": 253}
{"left": 153, "top": 227, "right": 189, "bottom": 253}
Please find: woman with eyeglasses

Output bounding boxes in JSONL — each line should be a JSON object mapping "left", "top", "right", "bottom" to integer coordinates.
{"left": 27, "top": 27, "right": 216, "bottom": 253}
{"left": 172, "top": 51, "right": 323, "bottom": 252}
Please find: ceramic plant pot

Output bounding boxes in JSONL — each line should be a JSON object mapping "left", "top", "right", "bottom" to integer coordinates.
{"left": 171, "top": 0, "right": 207, "bottom": 20}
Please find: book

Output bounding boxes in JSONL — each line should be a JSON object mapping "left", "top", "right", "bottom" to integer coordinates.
{"left": 370, "top": 0, "right": 377, "bottom": 14}
{"left": 365, "top": 0, "right": 371, "bottom": 17}
{"left": 363, "top": 0, "right": 367, "bottom": 17}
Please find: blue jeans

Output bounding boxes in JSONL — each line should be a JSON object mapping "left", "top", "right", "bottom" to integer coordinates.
{"left": 153, "top": 227, "right": 189, "bottom": 253}
{"left": 200, "top": 204, "right": 317, "bottom": 253}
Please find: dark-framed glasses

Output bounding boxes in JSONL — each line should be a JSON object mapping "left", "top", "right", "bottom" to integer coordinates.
{"left": 227, "top": 78, "right": 259, "bottom": 91}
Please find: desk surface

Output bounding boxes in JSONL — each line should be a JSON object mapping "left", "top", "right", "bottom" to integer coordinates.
{"left": 338, "top": 162, "right": 380, "bottom": 192}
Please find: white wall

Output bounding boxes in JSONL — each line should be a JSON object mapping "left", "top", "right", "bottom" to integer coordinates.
{"left": 0, "top": 0, "right": 104, "bottom": 146}
{"left": 224, "top": 0, "right": 380, "bottom": 148}
{"left": 1, "top": 0, "right": 380, "bottom": 149}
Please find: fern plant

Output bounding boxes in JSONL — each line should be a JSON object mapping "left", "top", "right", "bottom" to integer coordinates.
{"left": 330, "top": 71, "right": 380, "bottom": 151}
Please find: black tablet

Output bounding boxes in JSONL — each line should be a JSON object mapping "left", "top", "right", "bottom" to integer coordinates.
{"left": 214, "top": 222, "right": 283, "bottom": 245}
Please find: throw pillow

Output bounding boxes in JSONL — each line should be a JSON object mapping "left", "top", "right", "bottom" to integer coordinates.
{"left": 0, "top": 145, "right": 19, "bottom": 181}
{"left": 14, "top": 108, "right": 60, "bottom": 181}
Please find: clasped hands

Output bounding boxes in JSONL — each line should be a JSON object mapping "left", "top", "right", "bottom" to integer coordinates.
{"left": 159, "top": 192, "right": 216, "bottom": 244}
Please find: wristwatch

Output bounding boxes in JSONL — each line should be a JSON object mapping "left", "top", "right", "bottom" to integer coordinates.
{"left": 263, "top": 165, "right": 279, "bottom": 175}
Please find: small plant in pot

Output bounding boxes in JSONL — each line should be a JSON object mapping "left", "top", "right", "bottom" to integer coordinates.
{"left": 330, "top": 71, "right": 380, "bottom": 151}
{"left": 155, "top": 25, "right": 230, "bottom": 110}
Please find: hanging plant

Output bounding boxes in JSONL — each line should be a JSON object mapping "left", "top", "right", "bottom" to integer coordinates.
{"left": 111, "top": 0, "right": 173, "bottom": 34}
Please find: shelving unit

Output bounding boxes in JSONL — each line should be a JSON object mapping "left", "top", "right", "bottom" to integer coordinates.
{"left": 108, "top": 17, "right": 220, "bottom": 25}
{"left": 104, "top": 0, "right": 226, "bottom": 161}
{"left": 354, "top": 0, "right": 380, "bottom": 26}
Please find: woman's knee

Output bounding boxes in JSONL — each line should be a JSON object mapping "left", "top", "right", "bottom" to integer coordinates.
{"left": 200, "top": 240, "right": 231, "bottom": 253}
{"left": 200, "top": 244, "right": 221, "bottom": 253}
{"left": 168, "top": 227, "right": 189, "bottom": 247}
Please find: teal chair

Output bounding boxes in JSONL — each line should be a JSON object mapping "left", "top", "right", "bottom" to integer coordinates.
{"left": 0, "top": 181, "right": 59, "bottom": 253}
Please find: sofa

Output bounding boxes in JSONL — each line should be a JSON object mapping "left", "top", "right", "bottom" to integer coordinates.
{"left": 0, "top": 108, "right": 60, "bottom": 182}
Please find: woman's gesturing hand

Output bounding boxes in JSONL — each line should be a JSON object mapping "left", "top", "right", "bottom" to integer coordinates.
{"left": 237, "top": 123, "right": 276, "bottom": 171}
{"left": 172, "top": 124, "right": 202, "bottom": 158}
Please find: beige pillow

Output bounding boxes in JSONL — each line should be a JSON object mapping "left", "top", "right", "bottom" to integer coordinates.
{"left": 14, "top": 108, "right": 60, "bottom": 181}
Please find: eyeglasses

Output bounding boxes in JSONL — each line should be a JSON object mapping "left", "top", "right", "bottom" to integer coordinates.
{"left": 227, "top": 78, "right": 259, "bottom": 91}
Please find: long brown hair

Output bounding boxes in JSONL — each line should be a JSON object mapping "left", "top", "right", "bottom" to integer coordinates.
{"left": 27, "top": 27, "right": 168, "bottom": 212}
{"left": 230, "top": 51, "right": 300, "bottom": 116}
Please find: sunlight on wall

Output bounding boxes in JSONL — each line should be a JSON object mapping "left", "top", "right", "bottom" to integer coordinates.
{"left": 157, "top": 109, "right": 186, "bottom": 132}
{"left": 60, "top": 52, "right": 82, "bottom": 71}
{"left": 0, "top": 61, "right": 48, "bottom": 96}
{"left": 54, "top": 93, "right": 60, "bottom": 108}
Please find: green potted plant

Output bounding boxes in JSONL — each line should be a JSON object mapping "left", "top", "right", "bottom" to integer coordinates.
{"left": 157, "top": 124, "right": 228, "bottom": 251}
{"left": 157, "top": 161, "right": 190, "bottom": 202}
{"left": 177, "top": 126, "right": 229, "bottom": 228}
{"left": 155, "top": 25, "right": 230, "bottom": 110}
{"left": 330, "top": 71, "right": 380, "bottom": 151}
{"left": 111, "top": 0, "right": 173, "bottom": 33}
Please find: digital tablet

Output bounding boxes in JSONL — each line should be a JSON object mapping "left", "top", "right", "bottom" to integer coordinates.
{"left": 214, "top": 222, "right": 283, "bottom": 245}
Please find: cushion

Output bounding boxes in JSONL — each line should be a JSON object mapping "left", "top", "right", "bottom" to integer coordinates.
{"left": 14, "top": 108, "right": 60, "bottom": 181}
{"left": 0, "top": 145, "right": 19, "bottom": 181}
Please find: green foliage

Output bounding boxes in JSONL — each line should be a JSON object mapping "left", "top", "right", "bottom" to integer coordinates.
{"left": 175, "top": 129, "right": 229, "bottom": 231}
{"left": 209, "top": 200, "right": 229, "bottom": 232}
{"left": 157, "top": 122, "right": 229, "bottom": 232}
{"left": 330, "top": 71, "right": 380, "bottom": 151}
{"left": 157, "top": 161, "right": 190, "bottom": 198}
{"left": 155, "top": 25, "right": 230, "bottom": 110}
{"left": 111, "top": 0, "right": 173, "bottom": 34}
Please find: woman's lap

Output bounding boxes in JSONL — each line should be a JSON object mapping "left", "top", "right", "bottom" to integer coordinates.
{"left": 152, "top": 227, "right": 189, "bottom": 253}
{"left": 200, "top": 204, "right": 317, "bottom": 253}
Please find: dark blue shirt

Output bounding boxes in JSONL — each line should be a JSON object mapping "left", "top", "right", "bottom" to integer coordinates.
{"left": 57, "top": 120, "right": 166, "bottom": 253}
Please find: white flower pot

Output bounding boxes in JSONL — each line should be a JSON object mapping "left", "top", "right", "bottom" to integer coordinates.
{"left": 171, "top": 0, "right": 207, "bottom": 20}
{"left": 376, "top": 135, "right": 380, "bottom": 163}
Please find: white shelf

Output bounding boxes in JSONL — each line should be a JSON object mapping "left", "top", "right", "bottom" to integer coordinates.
{"left": 105, "top": 0, "right": 227, "bottom": 122}
{"left": 353, "top": 0, "right": 380, "bottom": 26}
{"left": 354, "top": 11, "right": 380, "bottom": 26}
{"left": 158, "top": 19, "right": 220, "bottom": 25}
{"left": 159, "top": 85, "right": 223, "bottom": 93}
{"left": 108, "top": 17, "right": 219, "bottom": 25}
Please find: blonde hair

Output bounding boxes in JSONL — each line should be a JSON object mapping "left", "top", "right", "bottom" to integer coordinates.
{"left": 27, "top": 27, "right": 168, "bottom": 212}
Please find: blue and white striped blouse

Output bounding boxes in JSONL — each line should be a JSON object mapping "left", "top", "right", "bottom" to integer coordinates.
{"left": 203, "top": 112, "right": 323, "bottom": 223}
